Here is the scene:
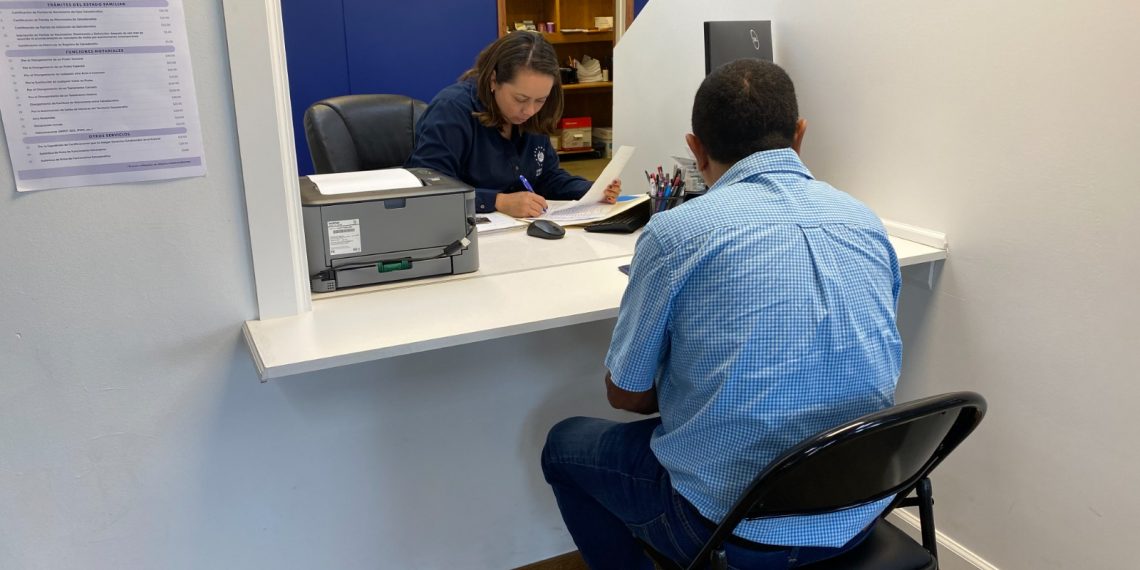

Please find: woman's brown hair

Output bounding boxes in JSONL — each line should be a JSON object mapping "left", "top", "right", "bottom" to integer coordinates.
{"left": 460, "top": 32, "right": 563, "bottom": 135}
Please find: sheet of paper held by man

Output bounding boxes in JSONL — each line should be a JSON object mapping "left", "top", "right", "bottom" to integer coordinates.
{"left": 539, "top": 145, "right": 636, "bottom": 223}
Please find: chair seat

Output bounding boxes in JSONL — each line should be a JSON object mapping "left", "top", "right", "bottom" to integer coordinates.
{"left": 801, "top": 521, "right": 936, "bottom": 570}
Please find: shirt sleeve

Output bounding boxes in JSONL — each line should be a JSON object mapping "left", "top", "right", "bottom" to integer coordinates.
{"left": 406, "top": 100, "right": 500, "bottom": 213}
{"left": 605, "top": 229, "right": 675, "bottom": 392}
{"left": 534, "top": 137, "right": 591, "bottom": 200}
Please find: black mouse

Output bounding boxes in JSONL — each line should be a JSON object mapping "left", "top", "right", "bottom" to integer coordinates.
{"left": 527, "top": 219, "right": 566, "bottom": 240}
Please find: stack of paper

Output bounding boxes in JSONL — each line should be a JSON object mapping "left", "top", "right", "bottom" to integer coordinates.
{"left": 534, "top": 145, "right": 640, "bottom": 225}
{"left": 475, "top": 212, "right": 527, "bottom": 233}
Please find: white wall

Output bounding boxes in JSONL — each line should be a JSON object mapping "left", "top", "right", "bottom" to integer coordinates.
{"left": 617, "top": 1, "right": 1140, "bottom": 568}
{"left": 0, "top": 2, "right": 631, "bottom": 569}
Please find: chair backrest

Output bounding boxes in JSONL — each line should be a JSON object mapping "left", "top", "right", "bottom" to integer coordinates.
{"left": 303, "top": 94, "right": 428, "bottom": 174}
{"left": 692, "top": 392, "right": 986, "bottom": 566}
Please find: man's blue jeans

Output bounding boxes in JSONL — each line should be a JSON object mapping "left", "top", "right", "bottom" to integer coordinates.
{"left": 541, "top": 416, "right": 867, "bottom": 570}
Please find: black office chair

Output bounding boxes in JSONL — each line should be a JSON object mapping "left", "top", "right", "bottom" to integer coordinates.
{"left": 303, "top": 94, "right": 428, "bottom": 174}
{"left": 645, "top": 391, "right": 987, "bottom": 570}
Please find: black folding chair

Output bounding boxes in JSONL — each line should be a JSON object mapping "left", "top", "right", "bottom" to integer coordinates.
{"left": 646, "top": 391, "right": 987, "bottom": 570}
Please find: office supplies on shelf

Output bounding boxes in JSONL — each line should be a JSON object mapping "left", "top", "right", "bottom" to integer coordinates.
{"left": 301, "top": 168, "right": 479, "bottom": 293}
{"left": 559, "top": 117, "right": 592, "bottom": 150}
{"left": 575, "top": 55, "right": 604, "bottom": 82}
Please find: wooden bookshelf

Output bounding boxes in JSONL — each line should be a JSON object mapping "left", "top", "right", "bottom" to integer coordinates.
{"left": 562, "top": 81, "right": 612, "bottom": 92}
{"left": 497, "top": 0, "right": 617, "bottom": 136}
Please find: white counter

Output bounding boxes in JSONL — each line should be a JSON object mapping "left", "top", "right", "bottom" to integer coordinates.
{"left": 243, "top": 226, "right": 946, "bottom": 380}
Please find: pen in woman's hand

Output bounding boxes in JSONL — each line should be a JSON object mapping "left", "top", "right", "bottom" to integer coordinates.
{"left": 519, "top": 174, "right": 547, "bottom": 213}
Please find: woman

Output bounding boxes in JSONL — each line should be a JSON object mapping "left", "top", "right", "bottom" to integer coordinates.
{"left": 406, "top": 32, "right": 620, "bottom": 218}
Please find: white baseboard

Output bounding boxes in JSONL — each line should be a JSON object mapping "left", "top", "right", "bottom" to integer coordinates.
{"left": 888, "top": 510, "right": 999, "bottom": 570}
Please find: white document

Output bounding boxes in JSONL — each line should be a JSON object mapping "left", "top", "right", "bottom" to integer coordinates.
{"left": 475, "top": 211, "right": 526, "bottom": 233}
{"left": 0, "top": 0, "right": 206, "bottom": 192}
{"left": 556, "top": 145, "right": 635, "bottom": 207}
{"left": 308, "top": 169, "right": 424, "bottom": 195}
{"left": 537, "top": 194, "right": 649, "bottom": 226}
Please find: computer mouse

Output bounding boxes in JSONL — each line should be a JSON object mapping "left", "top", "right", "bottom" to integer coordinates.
{"left": 527, "top": 219, "right": 566, "bottom": 240}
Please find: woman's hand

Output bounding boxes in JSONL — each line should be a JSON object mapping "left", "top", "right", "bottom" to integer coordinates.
{"left": 496, "top": 191, "right": 548, "bottom": 218}
{"left": 602, "top": 179, "right": 622, "bottom": 203}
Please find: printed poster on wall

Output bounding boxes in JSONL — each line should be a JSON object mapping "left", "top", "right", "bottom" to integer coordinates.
{"left": 0, "top": 0, "right": 206, "bottom": 192}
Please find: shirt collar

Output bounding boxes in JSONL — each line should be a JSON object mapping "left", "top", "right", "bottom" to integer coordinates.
{"left": 462, "top": 79, "right": 487, "bottom": 112}
{"left": 709, "top": 148, "right": 814, "bottom": 191}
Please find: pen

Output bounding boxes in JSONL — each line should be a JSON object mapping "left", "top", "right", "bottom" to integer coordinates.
{"left": 519, "top": 174, "right": 547, "bottom": 213}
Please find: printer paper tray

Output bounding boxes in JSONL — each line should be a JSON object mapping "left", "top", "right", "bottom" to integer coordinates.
{"left": 335, "top": 256, "right": 454, "bottom": 289}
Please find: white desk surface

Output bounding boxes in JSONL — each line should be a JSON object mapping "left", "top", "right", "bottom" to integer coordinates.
{"left": 243, "top": 227, "right": 946, "bottom": 380}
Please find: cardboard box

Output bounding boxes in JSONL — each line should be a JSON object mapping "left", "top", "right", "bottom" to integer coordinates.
{"left": 592, "top": 127, "right": 613, "bottom": 158}
{"left": 559, "top": 117, "right": 592, "bottom": 150}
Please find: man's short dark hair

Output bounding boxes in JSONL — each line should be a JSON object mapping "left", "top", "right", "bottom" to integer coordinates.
{"left": 692, "top": 59, "right": 799, "bottom": 165}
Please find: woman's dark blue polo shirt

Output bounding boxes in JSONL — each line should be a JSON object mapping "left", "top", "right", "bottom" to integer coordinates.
{"left": 405, "top": 80, "right": 590, "bottom": 213}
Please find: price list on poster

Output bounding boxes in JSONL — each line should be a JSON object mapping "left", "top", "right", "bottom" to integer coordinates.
{"left": 0, "top": 1, "right": 205, "bottom": 191}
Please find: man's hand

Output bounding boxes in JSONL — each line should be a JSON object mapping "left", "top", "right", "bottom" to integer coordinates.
{"left": 601, "top": 179, "right": 622, "bottom": 204}
{"left": 605, "top": 371, "right": 658, "bottom": 415}
{"left": 496, "top": 191, "right": 548, "bottom": 218}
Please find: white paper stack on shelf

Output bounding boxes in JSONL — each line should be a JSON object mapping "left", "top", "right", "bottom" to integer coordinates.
{"left": 576, "top": 55, "right": 604, "bottom": 83}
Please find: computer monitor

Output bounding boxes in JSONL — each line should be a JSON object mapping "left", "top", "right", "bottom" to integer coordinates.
{"left": 703, "top": 21, "right": 773, "bottom": 75}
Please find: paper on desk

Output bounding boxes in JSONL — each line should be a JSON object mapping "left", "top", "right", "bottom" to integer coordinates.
{"left": 536, "top": 194, "right": 649, "bottom": 225}
{"left": 308, "top": 168, "right": 423, "bottom": 195}
{"left": 475, "top": 211, "right": 527, "bottom": 233}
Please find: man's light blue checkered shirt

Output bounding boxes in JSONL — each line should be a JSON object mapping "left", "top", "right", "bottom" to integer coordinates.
{"left": 606, "top": 149, "right": 902, "bottom": 548}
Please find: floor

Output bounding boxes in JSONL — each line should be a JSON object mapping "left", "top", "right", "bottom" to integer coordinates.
{"left": 560, "top": 155, "right": 610, "bottom": 180}
{"left": 514, "top": 551, "right": 590, "bottom": 570}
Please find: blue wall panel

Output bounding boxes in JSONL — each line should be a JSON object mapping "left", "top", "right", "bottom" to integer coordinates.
{"left": 281, "top": 0, "right": 351, "bottom": 176}
{"left": 634, "top": 0, "right": 649, "bottom": 18}
{"left": 342, "top": 0, "right": 497, "bottom": 104}
{"left": 281, "top": 0, "right": 496, "bottom": 175}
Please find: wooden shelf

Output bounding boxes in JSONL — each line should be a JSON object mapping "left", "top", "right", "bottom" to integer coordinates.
{"left": 563, "top": 81, "right": 612, "bottom": 92}
{"left": 556, "top": 148, "right": 598, "bottom": 156}
{"left": 542, "top": 30, "right": 614, "bottom": 44}
{"left": 499, "top": 0, "right": 615, "bottom": 133}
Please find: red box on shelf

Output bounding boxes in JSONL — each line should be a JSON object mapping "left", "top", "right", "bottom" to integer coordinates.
{"left": 559, "top": 117, "right": 592, "bottom": 150}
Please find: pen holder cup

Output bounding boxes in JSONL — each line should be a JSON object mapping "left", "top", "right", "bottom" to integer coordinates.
{"left": 648, "top": 194, "right": 683, "bottom": 214}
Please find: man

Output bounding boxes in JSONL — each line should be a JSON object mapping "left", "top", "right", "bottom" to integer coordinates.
{"left": 541, "top": 59, "right": 902, "bottom": 569}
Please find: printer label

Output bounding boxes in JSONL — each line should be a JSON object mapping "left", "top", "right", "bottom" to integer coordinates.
{"left": 327, "top": 219, "right": 362, "bottom": 256}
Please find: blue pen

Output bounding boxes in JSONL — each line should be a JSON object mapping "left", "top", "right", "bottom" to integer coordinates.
{"left": 518, "top": 174, "right": 547, "bottom": 213}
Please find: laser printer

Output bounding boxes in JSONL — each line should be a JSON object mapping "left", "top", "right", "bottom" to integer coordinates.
{"left": 301, "top": 167, "right": 479, "bottom": 292}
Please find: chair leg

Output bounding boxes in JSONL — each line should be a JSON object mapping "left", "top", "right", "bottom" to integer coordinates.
{"left": 711, "top": 548, "right": 727, "bottom": 570}
{"left": 916, "top": 477, "right": 939, "bottom": 560}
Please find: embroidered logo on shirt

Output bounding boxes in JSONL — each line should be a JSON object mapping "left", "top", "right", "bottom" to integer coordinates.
{"left": 534, "top": 147, "right": 545, "bottom": 177}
